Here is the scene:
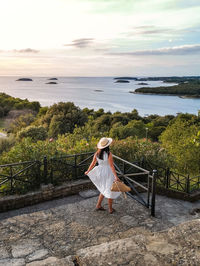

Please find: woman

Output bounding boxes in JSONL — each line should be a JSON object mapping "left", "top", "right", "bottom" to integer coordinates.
{"left": 85, "top": 137, "right": 121, "bottom": 214}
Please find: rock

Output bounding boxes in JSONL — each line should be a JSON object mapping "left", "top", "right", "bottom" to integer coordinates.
{"left": 94, "top": 90, "right": 103, "bottom": 92}
{"left": 0, "top": 259, "right": 25, "bottom": 266}
{"left": 120, "top": 215, "right": 139, "bottom": 226}
{"left": 27, "top": 249, "right": 49, "bottom": 262}
{"left": 76, "top": 236, "right": 141, "bottom": 265}
{"left": 115, "top": 79, "right": 130, "bottom": 83}
{"left": 16, "top": 78, "right": 33, "bottom": 81}
{"left": 11, "top": 239, "right": 41, "bottom": 258}
{"left": 79, "top": 189, "right": 99, "bottom": 198}
{"left": 26, "top": 256, "right": 74, "bottom": 266}
{"left": 0, "top": 246, "right": 9, "bottom": 259}
{"left": 48, "top": 78, "right": 58, "bottom": 80}
{"left": 45, "top": 82, "right": 57, "bottom": 84}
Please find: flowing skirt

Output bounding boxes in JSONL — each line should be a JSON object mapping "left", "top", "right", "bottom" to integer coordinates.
{"left": 87, "top": 164, "right": 121, "bottom": 199}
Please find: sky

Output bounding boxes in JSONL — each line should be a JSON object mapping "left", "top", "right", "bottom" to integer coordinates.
{"left": 0, "top": 0, "right": 200, "bottom": 76}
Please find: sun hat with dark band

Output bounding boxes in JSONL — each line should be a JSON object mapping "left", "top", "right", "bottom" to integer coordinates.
{"left": 97, "top": 137, "right": 113, "bottom": 149}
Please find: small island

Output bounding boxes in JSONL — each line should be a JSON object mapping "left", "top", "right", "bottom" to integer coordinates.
{"left": 137, "top": 82, "right": 148, "bottom": 85}
{"left": 115, "top": 79, "right": 130, "bottom": 83}
{"left": 46, "top": 82, "right": 57, "bottom": 85}
{"left": 48, "top": 78, "right": 58, "bottom": 81}
{"left": 94, "top": 90, "right": 103, "bottom": 92}
{"left": 114, "top": 77, "right": 138, "bottom": 80}
{"left": 16, "top": 78, "right": 33, "bottom": 81}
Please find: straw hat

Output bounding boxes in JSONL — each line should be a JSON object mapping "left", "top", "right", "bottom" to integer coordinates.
{"left": 97, "top": 137, "right": 113, "bottom": 149}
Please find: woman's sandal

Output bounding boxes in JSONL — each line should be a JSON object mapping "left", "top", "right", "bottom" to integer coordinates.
{"left": 109, "top": 208, "right": 116, "bottom": 214}
{"left": 95, "top": 206, "right": 106, "bottom": 211}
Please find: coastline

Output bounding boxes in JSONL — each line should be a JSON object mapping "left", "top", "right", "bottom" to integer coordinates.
{"left": 132, "top": 91, "right": 200, "bottom": 99}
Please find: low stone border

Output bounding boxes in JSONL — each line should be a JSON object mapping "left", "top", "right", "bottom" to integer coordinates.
{"left": 0, "top": 179, "right": 95, "bottom": 213}
{"left": 156, "top": 186, "right": 200, "bottom": 202}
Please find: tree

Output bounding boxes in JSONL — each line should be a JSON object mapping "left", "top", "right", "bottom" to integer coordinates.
{"left": 160, "top": 117, "right": 200, "bottom": 174}
{"left": 41, "top": 102, "right": 88, "bottom": 137}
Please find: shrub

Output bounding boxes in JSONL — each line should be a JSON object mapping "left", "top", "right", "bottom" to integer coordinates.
{"left": 17, "top": 126, "right": 48, "bottom": 142}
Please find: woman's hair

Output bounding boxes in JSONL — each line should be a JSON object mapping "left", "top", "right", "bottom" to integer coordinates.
{"left": 98, "top": 146, "right": 110, "bottom": 160}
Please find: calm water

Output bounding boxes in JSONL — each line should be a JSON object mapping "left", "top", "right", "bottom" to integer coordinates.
{"left": 0, "top": 76, "right": 200, "bottom": 116}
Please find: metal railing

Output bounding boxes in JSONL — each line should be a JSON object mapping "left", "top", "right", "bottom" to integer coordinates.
{"left": 0, "top": 160, "right": 41, "bottom": 195}
{"left": 0, "top": 152, "right": 157, "bottom": 216}
{"left": 142, "top": 159, "right": 200, "bottom": 194}
{"left": 1, "top": 152, "right": 200, "bottom": 215}
{"left": 113, "top": 155, "right": 157, "bottom": 216}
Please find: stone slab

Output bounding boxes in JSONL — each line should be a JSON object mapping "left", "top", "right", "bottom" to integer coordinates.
{"left": 79, "top": 189, "right": 99, "bottom": 198}
{"left": 0, "top": 258, "right": 25, "bottom": 266}
{"left": 27, "top": 249, "right": 49, "bottom": 262}
{"left": 12, "top": 239, "right": 41, "bottom": 258}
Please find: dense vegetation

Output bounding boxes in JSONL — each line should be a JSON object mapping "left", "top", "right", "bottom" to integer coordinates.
{"left": 0, "top": 92, "right": 200, "bottom": 194}
{"left": 0, "top": 93, "right": 40, "bottom": 117}
{"left": 134, "top": 80, "right": 200, "bottom": 96}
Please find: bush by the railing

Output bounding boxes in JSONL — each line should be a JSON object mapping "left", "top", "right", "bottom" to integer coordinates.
{"left": 0, "top": 134, "right": 15, "bottom": 155}
{"left": 0, "top": 136, "right": 170, "bottom": 195}
{"left": 111, "top": 137, "right": 170, "bottom": 169}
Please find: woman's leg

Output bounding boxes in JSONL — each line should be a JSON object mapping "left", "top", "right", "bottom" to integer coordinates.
{"left": 108, "top": 198, "right": 113, "bottom": 213}
{"left": 96, "top": 193, "right": 104, "bottom": 209}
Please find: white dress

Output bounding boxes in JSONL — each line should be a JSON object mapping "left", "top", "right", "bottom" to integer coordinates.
{"left": 87, "top": 152, "right": 121, "bottom": 199}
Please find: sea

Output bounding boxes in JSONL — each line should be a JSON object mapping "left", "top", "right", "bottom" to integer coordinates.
{"left": 0, "top": 76, "right": 200, "bottom": 116}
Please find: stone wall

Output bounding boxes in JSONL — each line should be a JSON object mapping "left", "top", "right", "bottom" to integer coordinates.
{"left": 156, "top": 185, "right": 200, "bottom": 202}
{"left": 0, "top": 179, "right": 95, "bottom": 212}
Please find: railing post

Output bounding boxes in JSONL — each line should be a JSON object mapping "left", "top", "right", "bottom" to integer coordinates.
{"left": 36, "top": 160, "right": 41, "bottom": 187}
{"left": 10, "top": 166, "right": 13, "bottom": 193}
{"left": 74, "top": 154, "right": 77, "bottom": 179}
{"left": 166, "top": 167, "right": 170, "bottom": 189}
{"left": 147, "top": 172, "right": 150, "bottom": 208}
{"left": 151, "top": 170, "right": 157, "bottom": 217}
{"left": 43, "top": 156, "right": 48, "bottom": 184}
{"left": 186, "top": 174, "right": 190, "bottom": 194}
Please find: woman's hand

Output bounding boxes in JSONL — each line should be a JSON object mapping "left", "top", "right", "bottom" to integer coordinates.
{"left": 114, "top": 177, "right": 121, "bottom": 182}
{"left": 85, "top": 171, "right": 89, "bottom": 175}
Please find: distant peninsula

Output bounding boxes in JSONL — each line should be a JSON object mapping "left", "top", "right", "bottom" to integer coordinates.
{"left": 133, "top": 79, "right": 200, "bottom": 98}
{"left": 16, "top": 78, "right": 33, "bottom": 81}
{"left": 114, "top": 76, "right": 200, "bottom": 83}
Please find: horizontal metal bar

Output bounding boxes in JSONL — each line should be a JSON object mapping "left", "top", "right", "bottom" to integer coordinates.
{"left": 0, "top": 160, "right": 39, "bottom": 168}
{"left": 113, "top": 154, "right": 150, "bottom": 173}
{"left": 123, "top": 172, "right": 148, "bottom": 177}
{"left": 12, "top": 162, "right": 37, "bottom": 178}
{"left": 50, "top": 151, "right": 94, "bottom": 161}
{"left": 124, "top": 176, "right": 148, "bottom": 191}
{"left": 0, "top": 178, "right": 9, "bottom": 186}
{"left": 77, "top": 154, "right": 94, "bottom": 166}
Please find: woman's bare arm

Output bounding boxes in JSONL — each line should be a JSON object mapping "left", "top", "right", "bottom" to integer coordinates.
{"left": 85, "top": 152, "right": 97, "bottom": 175}
{"left": 108, "top": 152, "right": 120, "bottom": 181}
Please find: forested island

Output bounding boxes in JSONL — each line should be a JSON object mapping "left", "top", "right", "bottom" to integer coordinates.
{"left": 114, "top": 76, "right": 200, "bottom": 83}
{"left": 133, "top": 78, "right": 200, "bottom": 98}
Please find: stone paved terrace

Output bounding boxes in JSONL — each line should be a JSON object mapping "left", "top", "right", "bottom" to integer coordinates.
{"left": 0, "top": 190, "right": 200, "bottom": 265}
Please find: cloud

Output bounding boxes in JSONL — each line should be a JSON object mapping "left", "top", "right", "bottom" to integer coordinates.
{"left": 108, "top": 44, "right": 200, "bottom": 56}
{"left": 13, "top": 48, "right": 39, "bottom": 53}
{"left": 64, "top": 38, "right": 95, "bottom": 48}
{"left": 125, "top": 25, "right": 200, "bottom": 38}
